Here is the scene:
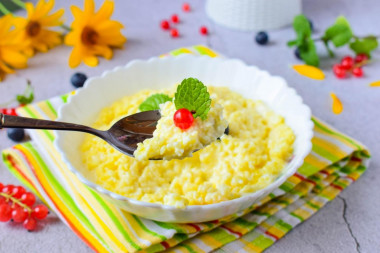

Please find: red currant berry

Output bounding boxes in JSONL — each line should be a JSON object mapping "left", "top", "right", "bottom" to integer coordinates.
{"left": 200, "top": 26, "right": 208, "bottom": 35}
{"left": 0, "top": 183, "right": 3, "bottom": 192}
{"left": 352, "top": 67, "right": 363, "bottom": 77}
{"left": 2, "top": 185, "right": 15, "bottom": 194}
{"left": 0, "top": 204, "right": 12, "bottom": 222}
{"left": 171, "top": 14, "right": 179, "bottom": 23}
{"left": 23, "top": 217, "right": 37, "bottom": 231}
{"left": 173, "top": 108, "right": 194, "bottom": 130}
{"left": 333, "top": 64, "right": 347, "bottom": 79}
{"left": 160, "top": 20, "right": 170, "bottom": 30}
{"left": 170, "top": 28, "right": 179, "bottom": 38}
{"left": 20, "top": 192, "right": 36, "bottom": 207}
{"left": 32, "top": 205, "right": 49, "bottom": 220}
{"left": 340, "top": 56, "right": 354, "bottom": 70}
{"left": 0, "top": 196, "right": 6, "bottom": 205}
{"left": 182, "top": 3, "right": 190, "bottom": 12}
{"left": 3, "top": 108, "right": 17, "bottom": 116}
{"left": 12, "top": 186, "right": 26, "bottom": 198}
{"left": 354, "top": 53, "right": 369, "bottom": 63}
{"left": 12, "top": 207, "right": 28, "bottom": 223}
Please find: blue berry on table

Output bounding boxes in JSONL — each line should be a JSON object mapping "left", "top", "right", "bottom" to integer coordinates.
{"left": 255, "top": 31, "right": 269, "bottom": 45}
{"left": 7, "top": 128, "right": 25, "bottom": 142}
{"left": 295, "top": 47, "right": 302, "bottom": 60}
{"left": 70, "top": 72, "right": 87, "bottom": 88}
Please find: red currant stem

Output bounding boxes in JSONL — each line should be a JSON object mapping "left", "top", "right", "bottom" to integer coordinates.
{"left": 0, "top": 192, "right": 32, "bottom": 214}
{"left": 354, "top": 59, "right": 371, "bottom": 68}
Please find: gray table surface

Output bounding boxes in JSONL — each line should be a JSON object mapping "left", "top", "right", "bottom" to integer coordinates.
{"left": 0, "top": 0, "right": 379, "bottom": 252}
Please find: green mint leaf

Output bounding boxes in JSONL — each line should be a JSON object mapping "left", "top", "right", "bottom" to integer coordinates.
{"left": 349, "top": 36, "right": 378, "bottom": 57}
{"left": 174, "top": 78, "right": 211, "bottom": 120}
{"left": 16, "top": 82, "right": 34, "bottom": 105}
{"left": 287, "top": 40, "right": 298, "bottom": 47}
{"left": 323, "top": 16, "right": 352, "bottom": 47}
{"left": 287, "top": 15, "right": 312, "bottom": 48}
{"left": 299, "top": 38, "right": 319, "bottom": 66}
{"left": 139, "top": 94, "right": 172, "bottom": 111}
{"left": 293, "top": 15, "right": 312, "bottom": 42}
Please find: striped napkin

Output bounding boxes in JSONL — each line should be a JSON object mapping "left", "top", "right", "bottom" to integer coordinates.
{"left": 2, "top": 45, "right": 370, "bottom": 253}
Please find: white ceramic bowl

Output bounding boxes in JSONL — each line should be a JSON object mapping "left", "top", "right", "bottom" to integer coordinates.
{"left": 55, "top": 55, "right": 313, "bottom": 223}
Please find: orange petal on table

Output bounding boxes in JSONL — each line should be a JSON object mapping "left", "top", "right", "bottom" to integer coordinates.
{"left": 369, "top": 81, "right": 380, "bottom": 87}
{"left": 292, "top": 64, "right": 325, "bottom": 80}
{"left": 330, "top": 92, "right": 343, "bottom": 114}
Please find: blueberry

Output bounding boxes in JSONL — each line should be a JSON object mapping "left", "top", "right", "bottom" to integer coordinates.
{"left": 255, "top": 31, "right": 269, "bottom": 45}
{"left": 7, "top": 128, "right": 25, "bottom": 142}
{"left": 70, "top": 72, "right": 87, "bottom": 88}
{"left": 308, "top": 19, "right": 314, "bottom": 32}
{"left": 224, "top": 126, "right": 229, "bottom": 135}
{"left": 295, "top": 47, "right": 302, "bottom": 60}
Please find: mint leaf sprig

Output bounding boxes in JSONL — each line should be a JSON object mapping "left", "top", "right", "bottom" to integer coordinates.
{"left": 138, "top": 78, "right": 212, "bottom": 120}
{"left": 138, "top": 94, "right": 172, "bottom": 112}
{"left": 174, "top": 78, "right": 211, "bottom": 120}
{"left": 0, "top": 80, "right": 34, "bottom": 107}
{"left": 16, "top": 80, "right": 34, "bottom": 105}
{"left": 288, "top": 15, "right": 379, "bottom": 66}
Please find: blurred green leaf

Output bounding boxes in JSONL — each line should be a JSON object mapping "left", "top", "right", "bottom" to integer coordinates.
{"left": 0, "top": 0, "right": 23, "bottom": 16}
{"left": 299, "top": 38, "right": 319, "bottom": 66}
{"left": 349, "top": 36, "right": 378, "bottom": 57}
{"left": 323, "top": 16, "right": 352, "bottom": 47}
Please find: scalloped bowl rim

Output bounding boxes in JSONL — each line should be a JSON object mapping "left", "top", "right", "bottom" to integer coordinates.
{"left": 54, "top": 54, "right": 313, "bottom": 213}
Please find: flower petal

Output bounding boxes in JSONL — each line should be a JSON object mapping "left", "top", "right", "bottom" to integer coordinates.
{"left": 64, "top": 30, "right": 81, "bottom": 46}
{"left": 93, "top": 0, "right": 114, "bottom": 22}
{"left": 92, "top": 45, "right": 113, "bottom": 59}
{"left": 292, "top": 64, "right": 325, "bottom": 80}
{"left": 25, "top": 3, "right": 35, "bottom": 19}
{"left": 83, "top": 55, "right": 98, "bottom": 67}
{"left": 39, "top": 8, "right": 64, "bottom": 26}
{"left": 84, "top": 0, "right": 95, "bottom": 16}
{"left": 1, "top": 50, "right": 28, "bottom": 69}
{"left": 330, "top": 92, "right": 343, "bottom": 114}
{"left": 34, "top": 0, "right": 54, "bottom": 19}
{"left": 68, "top": 46, "right": 83, "bottom": 68}
{"left": 0, "top": 61, "right": 16, "bottom": 73}
{"left": 369, "top": 81, "right": 380, "bottom": 87}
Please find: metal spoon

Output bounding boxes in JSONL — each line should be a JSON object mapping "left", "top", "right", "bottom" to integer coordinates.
{"left": 0, "top": 111, "right": 161, "bottom": 157}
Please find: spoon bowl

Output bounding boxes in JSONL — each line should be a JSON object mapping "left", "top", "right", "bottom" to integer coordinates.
{"left": 0, "top": 110, "right": 161, "bottom": 158}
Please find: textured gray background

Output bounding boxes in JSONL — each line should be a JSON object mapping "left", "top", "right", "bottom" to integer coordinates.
{"left": 0, "top": 0, "right": 379, "bottom": 252}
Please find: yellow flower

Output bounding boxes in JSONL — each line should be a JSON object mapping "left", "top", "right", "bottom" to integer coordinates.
{"left": 64, "top": 0, "right": 126, "bottom": 68}
{"left": 13, "top": 0, "right": 64, "bottom": 56}
{"left": 0, "top": 15, "right": 30, "bottom": 81}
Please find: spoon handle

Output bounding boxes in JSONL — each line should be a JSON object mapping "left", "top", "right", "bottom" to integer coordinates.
{"left": 0, "top": 113, "right": 106, "bottom": 138}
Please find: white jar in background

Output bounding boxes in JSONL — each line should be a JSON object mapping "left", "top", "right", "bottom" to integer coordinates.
{"left": 206, "top": 0, "right": 302, "bottom": 31}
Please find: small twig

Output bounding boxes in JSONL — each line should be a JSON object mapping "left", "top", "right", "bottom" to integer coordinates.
{"left": 61, "top": 24, "right": 72, "bottom": 32}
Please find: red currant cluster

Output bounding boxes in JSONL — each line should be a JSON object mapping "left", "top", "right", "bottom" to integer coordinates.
{"left": 160, "top": 3, "right": 208, "bottom": 38}
{"left": 0, "top": 183, "right": 49, "bottom": 231}
{"left": 173, "top": 108, "right": 194, "bottom": 130}
{"left": 333, "top": 54, "right": 368, "bottom": 79}
{"left": 1, "top": 107, "right": 19, "bottom": 116}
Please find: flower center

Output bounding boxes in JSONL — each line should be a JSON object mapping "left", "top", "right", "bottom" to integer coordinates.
{"left": 26, "top": 21, "right": 41, "bottom": 37}
{"left": 81, "top": 26, "right": 99, "bottom": 45}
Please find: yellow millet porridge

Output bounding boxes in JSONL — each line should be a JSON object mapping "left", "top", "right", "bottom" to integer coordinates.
{"left": 134, "top": 100, "right": 228, "bottom": 160}
{"left": 81, "top": 86, "right": 295, "bottom": 207}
